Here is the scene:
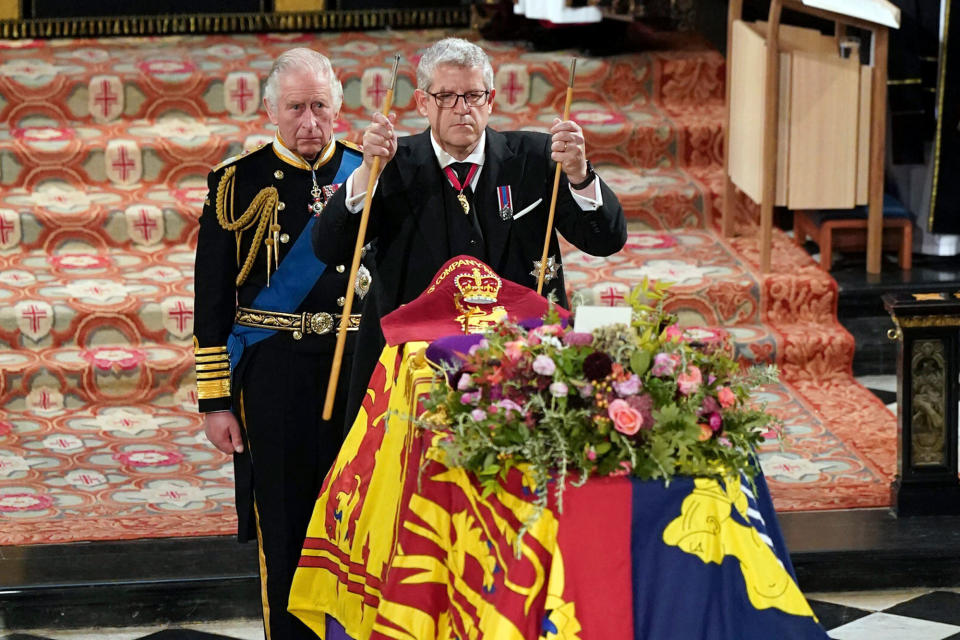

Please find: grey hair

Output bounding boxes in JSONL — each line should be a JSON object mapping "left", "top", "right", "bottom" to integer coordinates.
{"left": 416, "top": 38, "right": 494, "bottom": 91}
{"left": 263, "top": 47, "right": 343, "bottom": 112}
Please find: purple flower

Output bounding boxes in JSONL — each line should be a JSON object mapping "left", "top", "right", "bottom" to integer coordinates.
{"left": 549, "top": 381, "right": 569, "bottom": 397}
{"left": 470, "top": 408, "right": 486, "bottom": 422}
{"left": 708, "top": 412, "right": 723, "bottom": 432}
{"left": 460, "top": 391, "right": 480, "bottom": 405}
{"left": 457, "top": 373, "right": 472, "bottom": 391}
{"left": 579, "top": 382, "right": 594, "bottom": 398}
{"left": 626, "top": 394, "right": 654, "bottom": 429}
{"left": 496, "top": 399, "right": 524, "bottom": 416}
{"left": 563, "top": 331, "right": 594, "bottom": 346}
{"left": 651, "top": 352, "right": 679, "bottom": 377}
{"left": 613, "top": 374, "right": 641, "bottom": 397}
{"left": 532, "top": 354, "right": 556, "bottom": 376}
{"left": 700, "top": 395, "right": 720, "bottom": 415}
{"left": 718, "top": 436, "right": 732, "bottom": 448}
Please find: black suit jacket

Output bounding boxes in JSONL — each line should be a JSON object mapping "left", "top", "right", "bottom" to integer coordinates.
{"left": 313, "top": 127, "right": 627, "bottom": 427}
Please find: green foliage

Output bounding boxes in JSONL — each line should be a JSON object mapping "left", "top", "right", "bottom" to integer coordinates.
{"left": 417, "top": 278, "right": 782, "bottom": 525}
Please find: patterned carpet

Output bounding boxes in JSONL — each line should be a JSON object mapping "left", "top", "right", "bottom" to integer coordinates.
{"left": 0, "top": 29, "right": 896, "bottom": 545}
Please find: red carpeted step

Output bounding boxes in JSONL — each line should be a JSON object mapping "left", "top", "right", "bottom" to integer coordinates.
{"left": 0, "top": 29, "right": 899, "bottom": 541}
{"left": 1, "top": 340, "right": 194, "bottom": 406}
{"left": 0, "top": 245, "right": 196, "bottom": 353}
{"left": 0, "top": 32, "right": 721, "bottom": 123}
{"left": 596, "top": 164, "right": 712, "bottom": 229}
{"left": 1, "top": 116, "right": 271, "bottom": 190}
{"left": 0, "top": 401, "right": 234, "bottom": 545}
{"left": 1, "top": 185, "right": 203, "bottom": 249}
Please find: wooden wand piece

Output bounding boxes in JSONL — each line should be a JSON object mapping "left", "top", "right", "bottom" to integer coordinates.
{"left": 322, "top": 55, "right": 400, "bottom": 421}
{"left": 537, "top": 58, "right": 577, "bottom": 295}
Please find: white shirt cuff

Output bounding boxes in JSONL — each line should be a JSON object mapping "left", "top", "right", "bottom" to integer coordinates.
{"left": 345, "top": 172, "right": 379, "bottom": 213}
{"left": 569, "top": 177, "right": 602, "bottom": 211}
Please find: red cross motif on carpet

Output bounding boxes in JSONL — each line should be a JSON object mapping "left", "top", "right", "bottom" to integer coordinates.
{"left": 494, "top": 64, "right": 529, "bottom": 112}
{"left": 26, "top": 386, "right": 64, "bottom": 414}
{"left": 224, "top": 72, "right": 260, "bottom": 117}
{"left": 105, "top": 141, "right": 142, "bottom": 185}
{"left": 124, "top": 205, "right": 164, "bottom": 245}
{"left": 600, "top": 286, "right": 626, "bottom": 306}
{"left": 0, "top": 29, "right": 898, "bottom": 548}
{"left": 14, "top": 301, "right": 54, "bottom": 342}
{"left": 361, "top": 68, "right": 390, "bottom": 112}
{"left": 88, "top": 75, "right": 123, "bottom": 122}
{"left": 162, "top": 297, "right": 195, "bottom": 339}
{"left": 0, "top": 209, "right": 21, "bottom": 249}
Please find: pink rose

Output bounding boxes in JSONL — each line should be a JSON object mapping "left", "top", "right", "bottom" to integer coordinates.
{"left": 677, "top": 365, "right": 702, "bottom": 395}
{"left": 651, "top": 353, "right": 679, "bottom": 377}
{"left": 504, "top": 340, "right": 524, "bottom": 362}
{"left": 496, "top": 399, "right": 524, "bottom": 416}
{"left": 613, "top": 374, "right": 641, "bottom": 397}
{"left": 534, "top": 323, "right": 563, "bottom": 337}
{"left": 563, "top": 331, "right": 594, "bottom": 346}
{"left": 608, "top": 461, "right": 633, "bottom": 477}
{"left": 533, "top": 354, "right": 556, "bottom": 376}
{"left": 717, "top": 386, "right": 736, "bottom": 408}
{"left": 663, "top": 325, "right": 684, "bottom": 341}
{"left": 608, "top": 399, "right": 643, "bottom": 435}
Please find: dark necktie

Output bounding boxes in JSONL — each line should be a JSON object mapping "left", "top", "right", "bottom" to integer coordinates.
{"left": 446, "top": 161, "right": 483, "bottom": 245}
{"left": 448, "top": 162, "right": 476, "bottom": 197}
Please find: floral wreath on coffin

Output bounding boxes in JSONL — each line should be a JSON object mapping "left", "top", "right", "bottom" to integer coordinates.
{"left": 417, "top": 276, "right": 782, "bottom": 529}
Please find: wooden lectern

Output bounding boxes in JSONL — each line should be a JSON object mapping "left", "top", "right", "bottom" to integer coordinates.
{"left": 722, "top": 0, "right": 901, "bottom": 274}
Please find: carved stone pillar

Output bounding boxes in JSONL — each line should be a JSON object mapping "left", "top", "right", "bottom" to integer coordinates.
{"left": 884, "top": 292, "right": 960, "bottom": 516}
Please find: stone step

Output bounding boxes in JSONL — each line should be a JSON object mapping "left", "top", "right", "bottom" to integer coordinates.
{"left": 0, "top": 32, "right": 722, "bottom": 123}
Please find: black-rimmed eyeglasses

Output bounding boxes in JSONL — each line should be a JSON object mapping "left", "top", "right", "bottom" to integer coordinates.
{"left": 425, "top": 90, "right": 490, "bottom": 109}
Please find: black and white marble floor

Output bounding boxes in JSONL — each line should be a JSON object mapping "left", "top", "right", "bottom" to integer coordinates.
{"left": 4, "top": 588, "right": 960, "bottom": 639}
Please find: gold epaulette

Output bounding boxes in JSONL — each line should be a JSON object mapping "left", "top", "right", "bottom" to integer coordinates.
{"left": 213, "top": 141, "right": 269, "bottom": 173}
{"left": 339, "top": 139, "right": 362, "bottom": 153}
{"left": 193, "top": 339, "right": 231, "bottom": 400}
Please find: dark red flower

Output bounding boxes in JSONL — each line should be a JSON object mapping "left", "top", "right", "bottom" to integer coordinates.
{"left": 583, "top": 352, "right": 613, "bottom": 381}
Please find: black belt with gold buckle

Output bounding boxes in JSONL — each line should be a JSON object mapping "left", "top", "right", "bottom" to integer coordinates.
{"left": 235, "top": 307, "right": 361, "bottom": 340}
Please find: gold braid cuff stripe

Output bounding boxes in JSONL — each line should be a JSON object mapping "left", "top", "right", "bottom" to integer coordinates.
{"left": 197, "top": 370, "right": 231, "bottom": 380}
{"left": 235, "top": 307, "right": 360, "bottom": 340}
{"left": 196, "top": 362, "right": 230, "bottom": 371}
{"left": 195, "top": 354, "right": 230, "bottom": 363}
{"left": 0, "top": 8, "right": 469, "bottom": 39}
{"left": 197, "top": 378, "right": 231, "bottom": 400}
{"left": 194, "top": 345, "right": 228, "bottom": 355}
